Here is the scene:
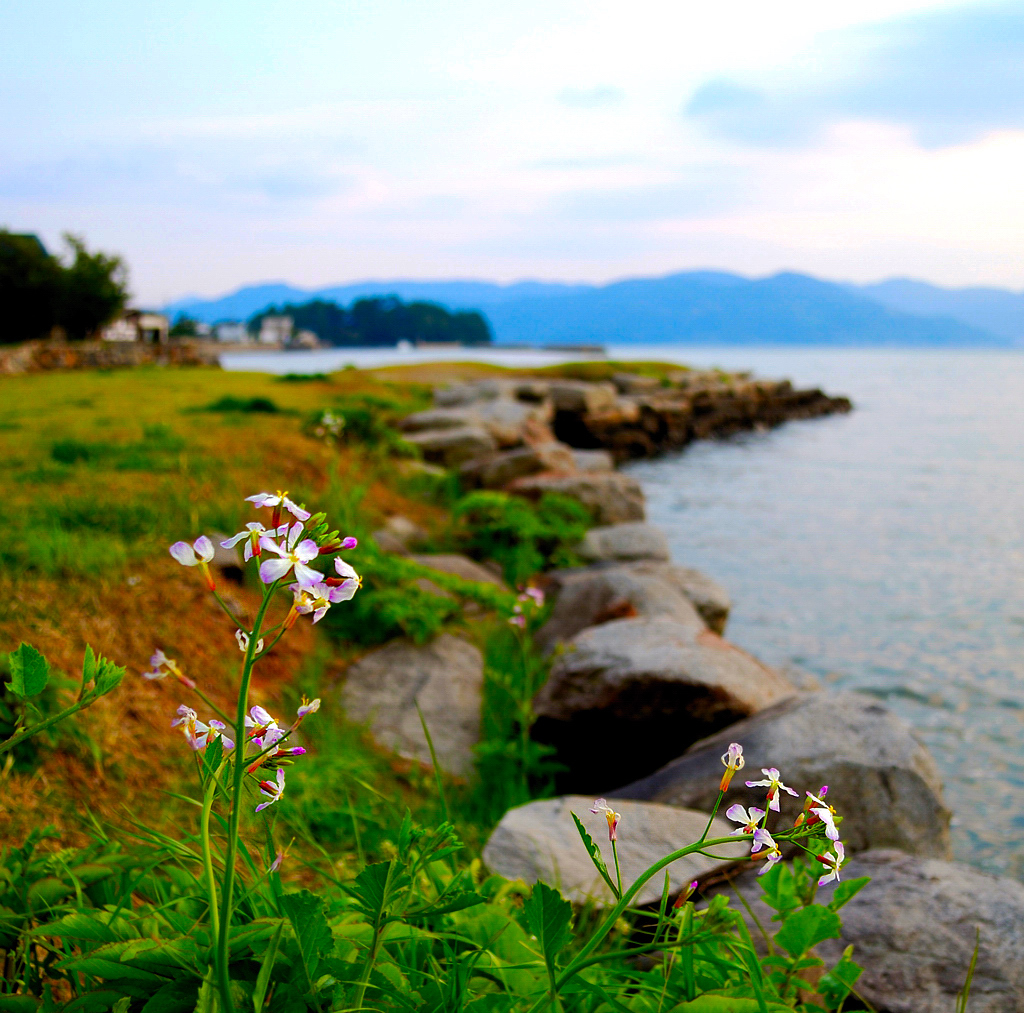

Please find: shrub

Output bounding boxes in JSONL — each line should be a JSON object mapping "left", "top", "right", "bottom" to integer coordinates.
{"left": 204, "top": 395, "right": 280, "bottom": 413}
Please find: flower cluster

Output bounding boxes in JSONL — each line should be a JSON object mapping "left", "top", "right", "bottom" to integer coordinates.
{"left": 312, "top": 410, "right": 344, "bottom": 443}
{"left": 718, "top": 743, "right": 847, "bottom": 887}
{"left": 509, "top": 585, "right": 545, "bottom": 628}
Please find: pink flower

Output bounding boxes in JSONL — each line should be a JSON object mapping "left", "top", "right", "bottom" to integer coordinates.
{"left": 142, "top": 650, "right": 195, "bottom": 688}
{"left": 745, "top": 767, "right": 799, "bottom": 812}
{"left": 171, "top": 705, "right": 234, "bottom": 751}
{"left": 725, "top": 803, "right": 766, "bottom": 836}
{"left": 220, "top": 522, "right": 287, "bottom": 562}
{"left": 340, "top": 536, "right": 358, "bottom": 550}
{"left": 297, "top": 698, "right": 321, "bottom": 719}
{"left": 291, "top": 577, "right": 358, "bottom": 623}
{"left": 246, "top": 491, "right": 311, "bottom": 522}
{"left": 751, "top": 827, "right": 783, "bottom": 875}
{"left": 258, "top": 522, "right": 321, "bottom": 586}
{"left": 590, "top": 798, "right": 621, "bottom": 841}
{"left": 817, "top": 842, "right": 845, "bottom": 886}
{"left": 255, "top": 769, "right": 285, "bottom": 812}
{"left": 806, "top": 791, "right": 840, "bottom": 842}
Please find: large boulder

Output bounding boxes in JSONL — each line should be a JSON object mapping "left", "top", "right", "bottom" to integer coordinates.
{"left": 649, "top": 563, "right": 731, "bottom": 635}
{"left": 577, "top": 522, "right": 671, "bottom": 563}
{"left": 473, "top": 398, "right": 553, "bottom": 447}
{"left": 371, "top": 514, "right": 426, "bottom": 556}
{"left": 483, "top": 795, "right": 746, "bottom": 906}
{"left": 571, "top": 449, "right": 614, "bottom": 473}
{"left": 720, "top": 851, "right": 1024, "bottom": 1013}
{"left": 460, "top": 442, "right": 576, "bottom": 489}
{"left": 409, "top": 553, "right": 507, "bottom": 588}
{"left": 404, "top": 426, "right": 497, "bottom": 467}
{"left": 510, "top": 471, "right": 646, "bottom": 524}
{"left": 400, "top": 407, "right": 476, "bottom": 432}
{"left": 340, "top": 634, "right": 483, "bottom": 777}
{"left": 535, "top": 563, "right": 704, "bottom": 654}
{"left": 612, "top": 692, "right": 951, "bottom": 859}
{"left": 533, "top": 617, "right": 795, "bottom": 791}
{"left": 550, "top": 381, "right": 618, "bottom": 415}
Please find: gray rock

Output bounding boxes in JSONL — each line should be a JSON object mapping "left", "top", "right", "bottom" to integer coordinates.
{"left": 340, "top": 634, "right": 483, "bottom": 777}
{"left": 571, "top": 449, "right": 614, "bottom": 472}
{"left": 535, "top": 564, "right": 704, "bottom": 654}
{"left": 550, "top": 381, "right": 618, "bottom": 415}
{"left": 482, "top": 795, "right": 746, "bottom": 906}
{"left": 534, "top": 617, "right": 795, "bottom": 791}
{"left": 612, "top": 372, "right": 662, "bottom": 395}
{"left": 404, "top": 426, "right": 497, "bottom": 467}
{"left": 577, "top": 522, "right": 671, "bottom": 563}
{"left": 817, "top": 850, "right": 1024, "bottom": 1013}
{"left": 400, "top": 407, "right": 477, "bottom": 432}
{"left": 510, "top": 471, "right": 646, "bottom": 524}
{"left": 409, "top": 553, "right": 508, "bottom": 588}
{"left": 612, "top": 692, "right": 951, "bottom": 859}
{"left": 371, "top": 515, "right": 426, "bottom": 556}
{"left": 460, "top": 442, "right": 576, "bottom": 489}
{"left": 433, "top": 383, "right": 481, "bottom": 407}
{"left": 208, "top": 531, "right": 242, "bottom": 570}
{"left": 638, "top": 562, "right": 731, "bottom": 635}
{"left": 473, "top": 398, "right": 553, "bottom": 447}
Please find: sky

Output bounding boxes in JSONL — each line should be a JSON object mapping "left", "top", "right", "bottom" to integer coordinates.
{"left": 2, "top": 0, "right": 1024, "bottom": 304}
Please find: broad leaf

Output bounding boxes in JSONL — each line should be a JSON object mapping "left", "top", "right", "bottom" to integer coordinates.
{"left": 350, "top": 860, "right": 408, "bottom": 923}
{"left": 7, "top": 643, "right": 49, "bottom": 698}
{"left": 827, "top": 876, "right": 870, "bottom": 912}
{"left": 281, "top": 890, "right": 332, "bottom": 987}
{"left": 570, "top": 811, "right": 619, "bottom": 899}
{"left": 757, "top": 861, "right": 799, "bottom": 919}
{"left": 139, "top": 980, "right": 200, "bottom": 1013}
{"left": 817, "top": 945, "right": 863, "bottom": 1010}
{"left": 774, "top": 904, "right": 841, "bottom": 958}
{"left": 523, "top": 881, "right": 572, "bottom": 973}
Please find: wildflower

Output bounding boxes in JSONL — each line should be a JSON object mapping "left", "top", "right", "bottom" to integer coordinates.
{"left": 235, "top": 629, "right": 265, "bottom": 654}
{"left": 220, "top": 522, "right": 287, "bottom": 561}
{"left": 324, "top": 557, "right": 361, "bottom": 589}
{"left": 171, "top": 705, "right": 234, "bottom": 751}
{"left": 340, "top": 536, "right": 358, "bottom": 550}
{"left": 318, "top": 533, "right": 358, "bottom": 555}
{"left": 817, "top": 842, "right": 845, "bottom": 886}
{"left": 255, "top": 769, "right": 286, "bottom": 812}
{"left": 245, "top": 704, "right": 281, "bottom": 746}
{"left": 725, "top": 803, "right": 766, "bottom": 836}
{"left": 258, "top": 522, "right": 321, "bottom": 586}
{"left": 745, "top": 767, "right": 799, "bottom": 812}
{"left": 508, "top": 610, "right": 526, "bottom": 629}
{"left": 519, "top": 586, "right": 545, "bottom": 607}
{"left": 719, "top": 742, "right": 745, "bottom": 791}
{"left": 673, "top": 880, "right": 699, "bottom": 908}
{"left": 806, "top": 789, "right": 840, "bottom": 841}
{"left": 142, "top": 650, "right": 196, "bottom": 689}
{"left": 246, "top": 491, "right": 311, "bottom": 524}
{"left": 291, "top": 578, "right": 358, "bottom": 624}
{"left": 591, "top": 798, "right": 621, "bottom": 841}
{"left": 751, "top": 827, "right": 783, "bottom": 875}
{"left": 297, "top": 697, "right": 321, "bottom": 719}
{"left": 169, "top": 536, "right": 216, "bottom": 590}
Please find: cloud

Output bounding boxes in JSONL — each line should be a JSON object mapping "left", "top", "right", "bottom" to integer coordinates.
{"left": 685, "top": 1, "right": 1024, "bottom": 148}
{"left": 557, "top": 85, "right": 625, "bottom": 109}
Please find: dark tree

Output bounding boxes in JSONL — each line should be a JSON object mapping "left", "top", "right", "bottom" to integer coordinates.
{"left": 57, "top": 234, "right": 129, "bottom": 340}
{"left": 170, "top": 314, "right": 199, "bottom": 337}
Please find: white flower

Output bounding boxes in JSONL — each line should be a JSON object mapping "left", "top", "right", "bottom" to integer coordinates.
{"left": 169, "top": 537, "right": 216, "bottom": 590}
{"left": 255, "top": 769, "right": 286, "bottom": 812}
{"left": 745, "top": 767, "right": 799, "bottom": 812}
{"left": 297, "top": 698, "right": 321, "bottom": 719}
{"left": 291, "top": 578, "right": 356, "bottom": 624}
{"left": 806, "top": 791, "right": 840, "bottom": 842}
{"left": 818, "top": 842, "right": 845, "bottom": 886}
{"left": 244, "top": 704, "right": 280, "bottom": 747}
{"left": 752, "top": 827, "right": 783, "bottom": 875}
{"left": 246, "top": 491, "right": 311, "bottom": 522}
{"left": 719, "top": 742, "right": 745, "bottom": 790}
{"left": 725, "top": 803, "right": 766, "bottom": 836}
{"left": 258, "top": 522, "right": 321, "bottom": 586}
{"left": 220, "top": 522, "right": 287, "bottom": 562}
{"left": 235, "top": 629, "right": 265, "bottom": 654}
{"left": 171, "top": 705, "right": 234, "bottom": 751}
{"left": 590, "top": 798, "right": 621, "bottom": 841}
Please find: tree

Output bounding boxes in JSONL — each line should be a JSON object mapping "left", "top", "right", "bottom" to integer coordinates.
{"left": 0, "top": 230, "right": 129, "bottom": 344}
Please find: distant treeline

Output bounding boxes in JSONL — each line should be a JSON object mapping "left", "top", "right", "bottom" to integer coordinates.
{"left": 248, "top": 296, "right": 492, "bottom": 347}
{"left": 0, "top": 230, "right": 128, "bottom": 344}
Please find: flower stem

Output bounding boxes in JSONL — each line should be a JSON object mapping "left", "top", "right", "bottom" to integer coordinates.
{"left": 699, "top": 789, "right": 726, "bottom": 843}
{"left": 200, "top": 776, "right": 221, "bottom": 961}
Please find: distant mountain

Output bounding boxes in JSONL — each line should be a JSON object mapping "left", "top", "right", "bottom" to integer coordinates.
{"left": 855, "top": 278, "right": 1024, "bottom": 342}
{"left": 164, "top": 270, "right": 1010, "bottom": 347}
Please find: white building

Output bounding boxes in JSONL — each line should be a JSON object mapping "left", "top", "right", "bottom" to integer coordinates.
{"left": 215, "top": 322, "right": 248, "bottom": 343}
{"left": 101, "top": 311, "right": 169, "bottom": 344}
{"left": 259, "top": 316, "right": 292, "bottom": 345}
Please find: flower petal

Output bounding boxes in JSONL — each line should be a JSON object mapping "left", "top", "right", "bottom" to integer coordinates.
{"left": 259, "top": 557, "right": 292, "bottom": 584}
{"left": 169, "top": 541, "right": 197, "bottom": 566}
{"left": 193, "top": 536, "right": 215, "bottom": 562}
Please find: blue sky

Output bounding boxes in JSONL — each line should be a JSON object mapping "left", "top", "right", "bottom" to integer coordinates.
{"left": 2, "top": 0, "right": 1022, "bottom": 303}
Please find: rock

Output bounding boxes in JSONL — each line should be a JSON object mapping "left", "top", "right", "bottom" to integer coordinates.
{"left": 510, "top": 471, "right": 646, "bottom": 524}
{"left": 399, "top": 407, "right": 477, "bottom": 433}
{"left": 433, "top": 383, "right": 481, "bottom": 407}
{"left": 817, "top": 851, "right": 1024, "bottom": 1013}
{"left": 577, "top": 522, "right": 671, "bottom": 563}
{"left": 534, "top": 617, "right": 795, "bottom": 791}
{"left": 571, "top": 449, "right": 614, "bottom": 472}
{"left": 340, "top": 634, "right": 483, "bottom": 777}
{"left": 535, "top": 563, "right": 704, "bottom": 654}
{"left": 409, "top": 553, "right": 508, "bottom": 588}
{"left": 208, "top": 531, "right": 242, "bottom": 569}
{"left": 718, "top": 851, "right": 1024, "bottom": 1013}
{"left": 612, "top": 372, "right": 662, "bottom": 395}
{"left": 612, "top": 692, "right": 951, "bottom": 859}
{"left": 550, "top": 381, "right": 618, "bottom": 415}
{"left": 473, "top": 398, "right": 553, "bottom": 447}
{"left": 482, "top": 795, "right": 746, "bottom": 906}
{"left": 460, "top": 442, "right": 576, "bottom": 489}
{"left": 371, "top": 515, "right": 427, "bottom": 556}
{"left": 404, "top": 426, "right": 497, "bottom": 467}
{"left": 642, "top": 562, "right": 731, "bottom": 635}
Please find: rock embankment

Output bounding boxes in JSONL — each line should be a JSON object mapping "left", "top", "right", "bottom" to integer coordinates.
{"left": 0, "top": 338, "right": 220, "bottom": 373}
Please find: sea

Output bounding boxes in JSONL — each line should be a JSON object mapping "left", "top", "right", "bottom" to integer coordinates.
{"left": 225, "top": 345, "right": 1024, "bottom": 877}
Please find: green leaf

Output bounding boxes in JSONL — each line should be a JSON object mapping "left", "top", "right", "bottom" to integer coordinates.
{"left": 92, "top": 654, "right": 125, "bottom": 696}
{"left": 252, "top": 920, "right": 284, "bottom": 1013}
{"left": 757, "top": 860, "right": 799, "bottom": 918}
{"left": 281, "top": 890, "right": 332, "bottom": 988}
{"left": 139, "top": 980, "right": 200, "bottom": 1013}
{"left": 774, "top": 904, "right": 841, "bottom": 959}
{"left": 407, "top": 891, "right": 484, "bottom": 920}
{"left": 350, "top": 860, "right": 408, "bottom": 923}
{"left": 0, "top": 998, "right": 41, "bottom": 1013}
{"left": 7, "top": 643, "right": 49, "bottom": 698}
{"left": 827, "top": 876, "right": 870, "bottom": 912}
{"left": 523, "top": 881, "right": 572, "bottom": 974}
{"left": 570, "top": 810, "right": 619, "bottom": 900}
{"left": 673, "top": 998, "right": 791, "bottom": 1013}
{"left": 112, "top": 998, "right": 130, "bottom": 1013}
{"left": 817, "top": 945, "right": 863, "bottom": 1010}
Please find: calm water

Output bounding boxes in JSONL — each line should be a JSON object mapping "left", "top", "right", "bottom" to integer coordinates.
{"left": 619, "top": 348, "right": 1024, "bottom": 877}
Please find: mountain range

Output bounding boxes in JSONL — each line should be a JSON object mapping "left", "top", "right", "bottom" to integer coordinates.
{"left": 163, "top": 271, "right": 1024, "bottom": 347}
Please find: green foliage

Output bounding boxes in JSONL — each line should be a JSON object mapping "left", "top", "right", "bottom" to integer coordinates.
{"left": 204, "top": 396, "right": 280, "bottom": 414}
{"left": 304, "top": 392, "right": 425, "bottom": 456}
{"left": 50, "top": 426, "right": 186, "bottom": 472}
{"left": 57, "top": 235, "right": 129, "bottom": 341}
{"left": 6, "top": 644, "right": 49, "bottom": 698}
{"left": 452, "top": 490, "right": 592, "bottom": 585}
{"left": 276, "top": 372, "right": 329, "bottom": 383}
